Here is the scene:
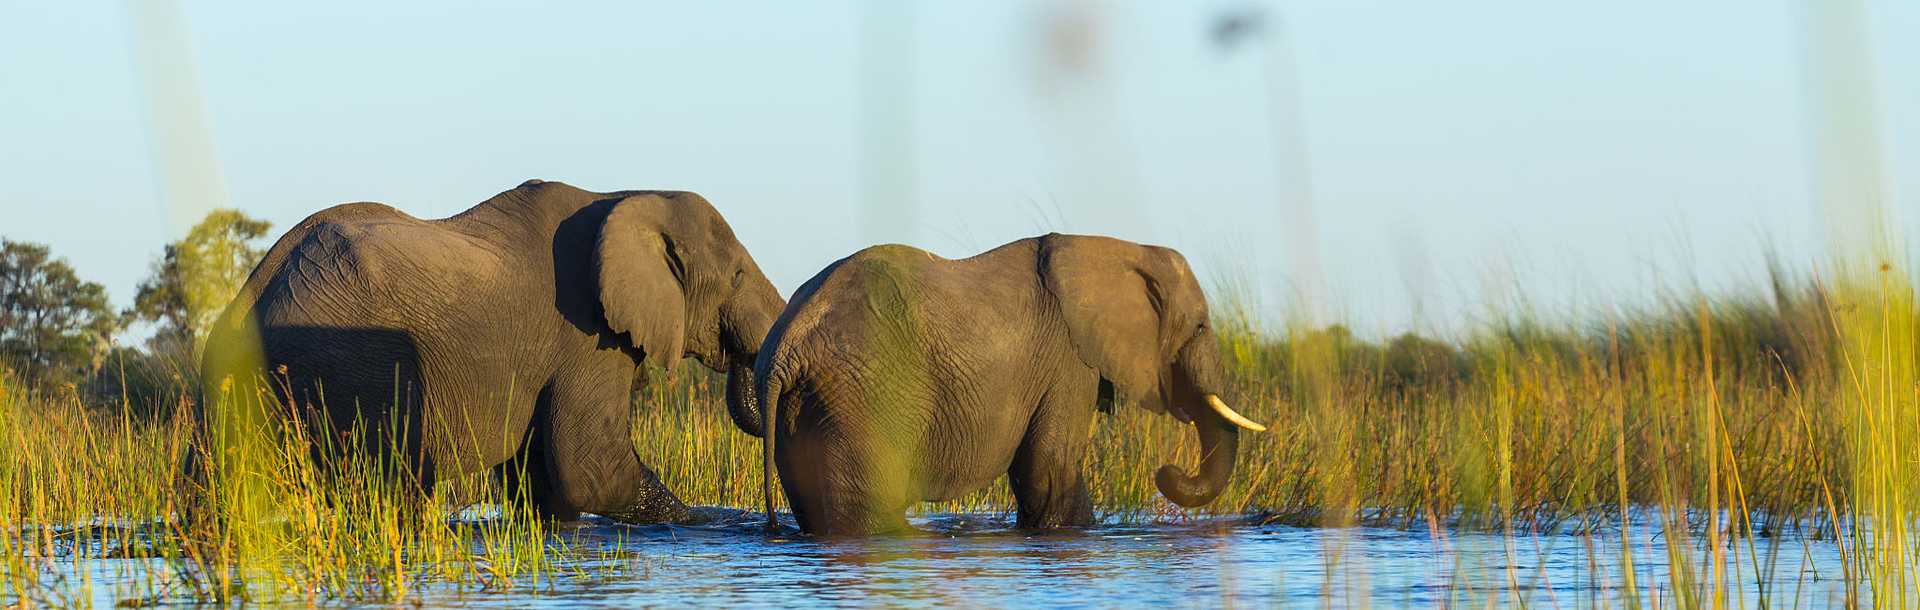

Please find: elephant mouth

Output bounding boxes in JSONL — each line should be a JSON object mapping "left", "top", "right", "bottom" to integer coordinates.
{"left": 724, "top": 356, "right": 766, "bottom": 437}
{"left": 1167, "top": 385, "right": 1264, "bottom": 432}
{"left": 1152, "top": 365, "right": 1266, "bottom": 508}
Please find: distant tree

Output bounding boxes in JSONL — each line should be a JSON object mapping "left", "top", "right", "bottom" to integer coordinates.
{"left": 1382, "top": 332, "right": 1467, "bottom": 392}
{"left": 130, "top": 210, "right": 272, "bottom": 356}
{"left": 0, "top": 239, "right": 122, "bottom": 396}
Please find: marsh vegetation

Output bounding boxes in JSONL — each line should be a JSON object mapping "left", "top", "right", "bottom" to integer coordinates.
{"left": 2, "top": 246, "right": 1916, "bottom": 606}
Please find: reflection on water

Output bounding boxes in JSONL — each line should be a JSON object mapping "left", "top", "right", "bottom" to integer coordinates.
{"left": 54, "top": 509, "right": 1854, "bottom": 608}
{"left": 452, "top": 510, "right": 1851, "bottom": 608}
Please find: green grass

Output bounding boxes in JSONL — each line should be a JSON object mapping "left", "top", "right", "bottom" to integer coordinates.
{"left": 2, "top": 258, "right": 1916, "bottom": 606}
{"left": 643, "top": 258, "right": 1917, "bottom": 606}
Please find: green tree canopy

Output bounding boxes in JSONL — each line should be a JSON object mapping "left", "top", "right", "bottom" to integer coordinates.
{"left": 0, "top": 239, "right": 121, "bottom": 396}
{"left": 131, "top": 209, "right": 272, "bottom": 352}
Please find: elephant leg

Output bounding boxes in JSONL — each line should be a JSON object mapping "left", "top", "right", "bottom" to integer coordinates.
{"left": 493, "top": 423, "right": 576, "bottom": 520}
{"left": 783, "top": 416, "right": 913, "bottom": 536}
{"left": 1008, "top": 387, "right": 1096, "bottom": 529}
{"left": 539, "top": 369, "right": 692, "bottom": 524}
{"left": 812, "top": 466, "right": 915, "bottom": 536}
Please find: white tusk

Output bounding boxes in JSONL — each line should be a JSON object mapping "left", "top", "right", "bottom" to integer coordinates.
{"left": 1206, "top": 394, "right": 1267, "bottom": 432}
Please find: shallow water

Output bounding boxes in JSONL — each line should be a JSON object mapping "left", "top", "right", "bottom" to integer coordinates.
{"left": 48, "top": 509, "right": 1857, "bottom": 608}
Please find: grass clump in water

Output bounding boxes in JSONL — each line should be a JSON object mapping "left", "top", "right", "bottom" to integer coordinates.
{"left": 0, "top": 255, "right": 1915, "bottom": 606}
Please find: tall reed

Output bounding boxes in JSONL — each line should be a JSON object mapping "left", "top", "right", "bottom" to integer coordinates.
{"left": 3, "top": 260, "right": 1916, "bottom": 606}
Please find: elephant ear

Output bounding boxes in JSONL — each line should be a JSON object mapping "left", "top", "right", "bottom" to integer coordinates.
{"left": 1040, "top": 234, "right": 1175, "bottom": 415}
{"left": 597, "top": 196, "right": 687, "bottom": 370}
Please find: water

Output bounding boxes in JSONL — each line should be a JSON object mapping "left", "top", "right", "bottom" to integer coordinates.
{"left": 45, "top": 510, "right": 1857, "bottom": 607}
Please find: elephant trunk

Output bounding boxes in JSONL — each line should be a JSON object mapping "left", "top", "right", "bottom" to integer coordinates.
{"left": 1154, "top": 407, "right": 1239, "bottom": 507}
{"left": 721, "top": 270, "right": 782, "bottom": 438}
{"left": 1154, "top": 335, "right": 1244, "bottom": 507}
{"left": 758, "top": 360, "right": 787, "bottom": 533}
{"left": 725, "top": 360, "right": 765, "bottom": 438}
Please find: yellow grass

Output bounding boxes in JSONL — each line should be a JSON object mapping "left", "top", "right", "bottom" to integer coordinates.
{"left": 0, "top": 260, "right": 1914, "bottom": 606}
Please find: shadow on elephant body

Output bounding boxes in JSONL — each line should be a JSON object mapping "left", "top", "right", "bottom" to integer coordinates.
{"left": 214, "top": 325, "right": 593, "bottom": 521}
{"left": 254, "top": 325, "right": 436, "bottom": 489}
{"left": 549, "top": 197, "right": 618, "bottom": 339}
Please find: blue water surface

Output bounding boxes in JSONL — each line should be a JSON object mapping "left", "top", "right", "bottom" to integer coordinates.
{"left": 45, "top": 509, "right": 1857, "bottom": 608}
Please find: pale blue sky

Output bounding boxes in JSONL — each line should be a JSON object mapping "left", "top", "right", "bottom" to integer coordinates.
{"left": 2, "top": 1, "right": 1915, "bottom": 338}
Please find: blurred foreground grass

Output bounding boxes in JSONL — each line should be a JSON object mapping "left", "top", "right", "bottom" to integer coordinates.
{"left": 1, "top": 258, "right": 1915, "bottom": 606}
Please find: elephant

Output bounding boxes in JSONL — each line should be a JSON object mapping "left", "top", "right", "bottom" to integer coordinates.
{"left": 753, "top": 233, "right": 1267, "bottom": 535}
{"left": 198, "top": 179, "right": 783, "bottom": 524}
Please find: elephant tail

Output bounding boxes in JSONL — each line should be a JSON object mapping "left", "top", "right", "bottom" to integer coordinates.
{"left": 757, "top": 363, "right": 788, "bottom": 534}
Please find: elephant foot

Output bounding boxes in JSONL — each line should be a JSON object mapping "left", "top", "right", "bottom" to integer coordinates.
{"left": 597, "top": 486, "right": 696, "bottom": 525}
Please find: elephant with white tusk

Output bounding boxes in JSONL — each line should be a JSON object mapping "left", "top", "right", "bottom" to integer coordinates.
{"left": 754, "top": 233, "right": 1264, "bottom": 536}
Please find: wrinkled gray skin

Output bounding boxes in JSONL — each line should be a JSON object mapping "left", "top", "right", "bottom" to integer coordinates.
{"left": 199, "top": 180, "right": 782, "bottom": 523}
{"left": 755, "top": 233, "right": 1239, "bottom": 535}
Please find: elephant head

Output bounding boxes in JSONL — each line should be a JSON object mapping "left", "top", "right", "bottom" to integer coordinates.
{"left": 1040, "top": 234, "right": 1267, "bottom": 507}
{"left": 595, "top": 191, "right": 784, "bottom": 437}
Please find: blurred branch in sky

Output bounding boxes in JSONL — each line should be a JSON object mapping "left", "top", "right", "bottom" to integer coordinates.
{"left": 127, "top": 0, "right": 228, "bottom": 231}
{"left": 1029, "top": 0, "right": 1145, "bottom": 242}
{"left": 861, "top": 0, "right": 916, "bottom": 245}
{"left": 1039, "top": 0, "right": 1102, "bottom": 84}
{"left": 1211, "top": 6, "right": 1326, "bottom": 325}
{"left": 126, "top": 3, "right": 275, "bottom": 525}
{"left": 1805, "top": 0, "right": 1891, "bottom": 260}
